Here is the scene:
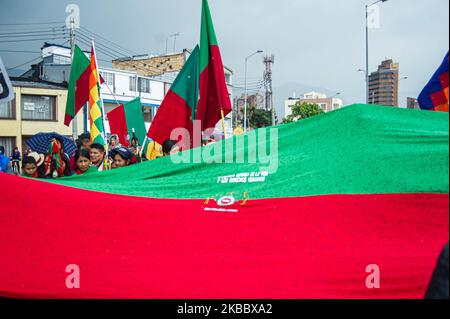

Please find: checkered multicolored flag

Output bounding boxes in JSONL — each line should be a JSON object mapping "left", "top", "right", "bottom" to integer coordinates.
{"left": 418, "top": 52, "right": 449, "bottom": 112}
{"left": 88, "top": 42, "right": 106, "bottom": 145}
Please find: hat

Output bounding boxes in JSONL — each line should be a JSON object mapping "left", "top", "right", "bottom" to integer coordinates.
{"left": 78, "top": 132, "right": 91, "bottom": 141}
{"left": 27, "top": 152, "right": 45, "bottom": 167}
{"left": 111, "top": 147, "right": 133, "bottom": 160}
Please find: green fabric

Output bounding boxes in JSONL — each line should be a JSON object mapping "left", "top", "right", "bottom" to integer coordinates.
{"left": 171, "top": 46, "right": 200, "bottom": 118}
{"left": 66, "top": 45, "right": 90, "bottom": 118}
{"left": 124, "top": 97, "right": 147, "bottom": 146}
{"left": 200, "top": 0, "right": 218, "bottom": 72}
{"left": 50, "top": 104, "right": 449, "bottom": 200}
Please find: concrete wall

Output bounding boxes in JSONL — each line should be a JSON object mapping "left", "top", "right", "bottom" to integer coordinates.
{"left": 0, "top": 86, "right": 83, "bottom": 152}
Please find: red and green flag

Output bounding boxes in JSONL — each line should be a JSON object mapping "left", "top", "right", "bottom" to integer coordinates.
{"left": 64, "top": 45, "right": 90, "bottom": 126}
{"left": 64, "top": 44, "right": 104, "bottom": 127}
{"left": 0, "top": 105, "right": 448, "bottom": 299}
{"left": 108, "top": 97, "right": 147, "bottom": 148}
{"left": 147, "top": 45, "right": 200, "bottom": 146}
{"left": 197, "top": 0, "right": 232, "bottom": 132}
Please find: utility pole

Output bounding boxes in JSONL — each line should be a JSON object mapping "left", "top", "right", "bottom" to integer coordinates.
{"left": 69, "top": 17, "right": 78, "bottom": 140}
{"left": 263, "top": 54, "right": 276, "bottom": 126}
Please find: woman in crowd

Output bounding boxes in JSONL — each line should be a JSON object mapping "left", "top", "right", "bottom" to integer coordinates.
{"left": 111, "top": 147, "right": 136, "bottom": 169}
{"left": 109, "top": 134, "right": 121, "bottom": 150}
{"left": 43, "top": 138, "right": 72, "bottom": 178}
{"left": 73, "top": 149, "right": 96, "bottom": 175}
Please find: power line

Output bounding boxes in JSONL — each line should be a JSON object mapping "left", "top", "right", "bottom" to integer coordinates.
{"left": 0, "top": 31, "right": 69, "bottom": 39}
{"left": 79, "top": 26, "right": 139, "bottom": 56}
{"left": 0, "top": 28, "right": 67, "bottom": 36}
{"left": 76, "top": 31, "right": 133, "bottom": 59}
{"left": 0, "top": 36, "right": 68, "bottom": 43}
{"left": 5, "top": 39, "right": 70, "bottom": 71}
{"left": 6, "top": 55, "right": 43, "bottom": 71}
{"left": 75, "top": 36, "right": 119, "bottom": 60}
{"left": 0, "top": 50, "right": 41, "bottom": 54}
{"left": 0, "top": 25, "right": 66, "bottom": 33}
{"left": 0, "top": 21, "right": 64, "bottom": 26}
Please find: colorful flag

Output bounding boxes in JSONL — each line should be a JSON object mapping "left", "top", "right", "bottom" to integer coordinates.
{"left": 418, "top": 52, "right": 449, "bottom": 112}
{"left": 64, "top": 45, "right": 105, "bottom": 127}
{"left": 64, "top": 45, "right": 90, "bottom": 126}
{"left": 147, "top": 45, "right": 200, "bottom": 146}
{"left": 88, "top": 43, "right": 106, "bottom": 145}
{"left": 1, "top": 104, "right": 448, "bottom": 298}
{"left": 197, "top": 0, "right": 232, "bottom": 132}
{"left": 107, "top": 98, "right": 147, "bottom": 148}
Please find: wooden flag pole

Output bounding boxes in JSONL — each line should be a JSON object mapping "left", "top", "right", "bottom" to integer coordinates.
{"left": 139, "top": 136, "right": 149, "bottom": 162}
{"left": 220, "top": 108, "right": 227, "bottom": 139}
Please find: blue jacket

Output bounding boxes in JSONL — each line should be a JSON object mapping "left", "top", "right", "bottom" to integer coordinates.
{"left": 0, "top": 154, "right": 10, "bottom": 173}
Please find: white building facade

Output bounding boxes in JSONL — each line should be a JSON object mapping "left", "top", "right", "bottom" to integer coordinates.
{"left": 284, "top": 92, "right": 344, "bottom": 119}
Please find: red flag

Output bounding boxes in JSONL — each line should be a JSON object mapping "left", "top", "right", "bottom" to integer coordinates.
{"left": 197, "top": 0, "right": 232, "bottom": 132}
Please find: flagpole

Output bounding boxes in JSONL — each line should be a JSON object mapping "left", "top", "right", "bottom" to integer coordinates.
{"left": 92, "top": 39, "right": 108, "bottom": 143}
{"left": 220, "top": 107, "right": 227, "bottom": 139}
{"left": 103, "top": 81, "right": 122, "bottom": 107}
{"left": 139, "top": 136, "right": 149, "bottom": 161}
{"left": 92, "top": 39, "right": 111, "bottom": 170}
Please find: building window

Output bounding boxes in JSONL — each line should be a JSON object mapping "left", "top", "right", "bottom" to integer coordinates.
{"left": 138, "top": 78, "right": 151, "bottom": 94}
{"left": 21, "top": 95, "right": 56, "bottom": 121}
{"left": 53, "top": 54, "right": 71, "bottom": 65}
{"left": 100, "top": 72, "right": 115, "bottom": 92}
{"left": 0, "top": 136, "right": 16, "bottom": 156}
{"left": 129, "top": 76, "right": 137, "bottom": 92}
{"left": 0, "top": 94, "right": 15, "bottom": 119}
{"left": 143, "top": 106, "right": 153, "bottom": 123}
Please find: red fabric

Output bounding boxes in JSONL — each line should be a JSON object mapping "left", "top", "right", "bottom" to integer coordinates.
{"left": 64, "top": 114, "right": 73, "bottom": 127}
{"left": 0, "top": 173, "right": 447, "bottom": 299}
{"left": 74, "top": 66, "right": 91, "bottom": 119}
{"left": 74, "top": 70, "right": 105, "bottom": 121}
{"left": 147, "top": 90, "right": 193, "bottom": 146}
{"left": 107, "top": 105, "right": 129, "bottom": 147}
{"left": 197, "top": 45, "right": 232, "bottom": 131}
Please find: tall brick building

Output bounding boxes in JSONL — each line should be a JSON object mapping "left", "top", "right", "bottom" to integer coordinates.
{"left": 369, "top": 59, "right": 399, "bottom": 107}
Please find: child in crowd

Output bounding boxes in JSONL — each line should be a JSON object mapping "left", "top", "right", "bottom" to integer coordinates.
{"left": 21, "top": 156, "right": 39, "bottom": 178}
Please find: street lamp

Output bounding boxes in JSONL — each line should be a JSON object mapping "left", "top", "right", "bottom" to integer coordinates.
{"left": 244, "top": 50, "right": 263, "bottom": 132}
{"left": 365, "top": 0, "right": 388, "bottom": 104}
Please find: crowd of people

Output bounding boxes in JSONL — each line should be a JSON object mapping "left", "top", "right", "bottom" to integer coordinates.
{"left": 0, "top": 132, "right": 216, "bottom": 179}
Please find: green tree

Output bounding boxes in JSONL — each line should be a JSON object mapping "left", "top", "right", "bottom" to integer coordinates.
{"left": 249, "top": 108, "right": 272, "bottom": 128}
{"left": 283, "top": 102, "right": 324, "bottom": 124}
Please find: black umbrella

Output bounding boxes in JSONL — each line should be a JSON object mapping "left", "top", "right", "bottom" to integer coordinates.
{"left": 26, "top": 132, "right": 77, "bottom": 156}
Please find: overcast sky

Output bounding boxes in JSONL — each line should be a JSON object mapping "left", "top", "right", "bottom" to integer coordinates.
{"left": 1, "top": 0, "right": 449, "bottom": 116}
